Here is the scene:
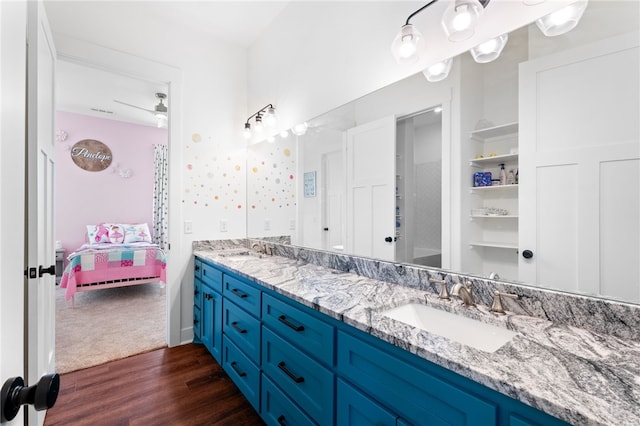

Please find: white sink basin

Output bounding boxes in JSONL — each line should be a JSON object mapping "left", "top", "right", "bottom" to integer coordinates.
{"left": 381, "top": 303, "right": 517, "bottom": 353}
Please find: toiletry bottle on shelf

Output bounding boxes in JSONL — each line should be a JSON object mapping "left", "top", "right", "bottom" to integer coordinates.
{"left": 499, "top": 163, "right": 507, "bottom": 185}
{"left": 507, "top": 169, "right": 515, "bottom": 185}
{"left": 515, "top": 169, "right": 519, "bottom": 184}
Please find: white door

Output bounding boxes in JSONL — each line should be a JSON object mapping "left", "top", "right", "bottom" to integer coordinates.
{"left": 345, "top": 115, "right": 396, "bottom": 261}
{"left": 0, "top": 1, "right": 28, "bottom": 425}
{"left": 322, "top": 150, "right": 345, "bottom": 252}
{"left": 519, "top": 32, "right": 640, "bottom": 301}
{"left": 26, "top": 1, "right": 57, "bottom": 424}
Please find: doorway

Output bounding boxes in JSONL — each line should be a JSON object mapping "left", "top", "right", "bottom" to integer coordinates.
{"left": 54, "top": 60, "right": 170, "bottom": 373}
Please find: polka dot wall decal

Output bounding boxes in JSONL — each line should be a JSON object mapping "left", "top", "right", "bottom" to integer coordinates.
{"left": 235, "top": 165, "right": 241, "bottom": 171}
{"left": 289, "top": 175, "right": 294, "bottom": 179}
{"left": 187, "top": 164, "right": 193, "bottom": 170}
{"left": 237, "top": 205, "right": 242, "bottom": 209}
{"left": 283, "top": 149, "right": 291, "bottom": 156}
{"left": 192, "top": 133, "right": 202, "bottom": 142}
{"left": 214, "top": 195, "right": 219, "bottom": 200}
{"left": 252, "top": 167, "right": 258, "bottom": 173}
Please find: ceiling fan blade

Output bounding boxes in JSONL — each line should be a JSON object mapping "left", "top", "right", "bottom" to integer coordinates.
{"left": 113, "top": 99, "right": 154, "bottom": 114}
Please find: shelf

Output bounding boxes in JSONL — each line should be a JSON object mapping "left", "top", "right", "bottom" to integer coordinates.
{"left": 469, "top": 153, "right": 518, "bottom": 166}
{"left": 470, "top": 215, "right": 518, "bottom": 219}
{"left": 470, "top": 122, "right": 518, "bottom": 141}
{"left": 469, "top": 241, "right": 518, "bottom": 249}
{"left": 469, "top": 184, "right": 518, "bottom": 191}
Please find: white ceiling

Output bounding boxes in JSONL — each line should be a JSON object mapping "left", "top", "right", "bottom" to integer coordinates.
{"left": 46, "top": 0, "right": 291, "bottom": 127}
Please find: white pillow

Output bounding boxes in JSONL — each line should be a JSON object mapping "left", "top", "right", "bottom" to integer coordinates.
{"left": 123, "top": 223, "right": 152, "bottom": 243}
{"left": 86, "top": 224, "right": 110, "bottom": 244}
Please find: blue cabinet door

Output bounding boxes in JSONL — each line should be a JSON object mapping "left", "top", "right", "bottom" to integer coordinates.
{"left": 336, "top": 378, "right": 397, "bottom": 426}
{"left": 201, "top": 282, "right": 222, "bottom": 363}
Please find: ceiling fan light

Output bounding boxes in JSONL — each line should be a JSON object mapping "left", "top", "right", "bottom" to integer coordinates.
{"left": 391, "top": 24, "right": 424, "bottom": 64}
{"left": 422, "top": 58, "right": 453, "bottom": 82}
{"left": 536, "top": 0, "right": 588, "bottom": 37}
{"left": 470, "top": 33, "right": 508, "bottom": 63}
{"left": 442, "top": 0, "right": 485, "bottom": 42}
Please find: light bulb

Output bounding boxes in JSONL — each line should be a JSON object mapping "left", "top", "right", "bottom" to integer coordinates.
{"left": 442, "top": 0, "right": 484, "bottom": 42}
{"left": 291, "top": 122, "right": 308, "bottom": 136}
{"left": 535, "top": 0, "right": 588, "bottom": 37}
{"left": 422, "top": 58, "right": 453, "bottom": 83}
{"left": 280, "top": 130, "right": 289, "bottom": 138}
{"left": 243, "top": 123, "right": 251, "bottom": 139}
{"left": 391, "top": 24, "right": 424, "bottom": 64}
{"left": 255, "top": 116, "right": 264, "bottom": 133}
{"left": 267, "top": 136, "right": 275, "bottom": 143}
{"left": 433, "top": 106, "right": 443, "bottom": 113}
{"left": 264, "top": 107, "right": 277, "bottom": 127}
{"left": 470, "top": 34, "right": 508, "bottom": 63}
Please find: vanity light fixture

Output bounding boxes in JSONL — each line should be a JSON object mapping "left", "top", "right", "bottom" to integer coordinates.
{"left": 279, "top": 129, "right": 289, "bottom": 138}
{"left": 422, "top": 58, "right": 453, "bottom": 82}
{"left": 535, "top": 0, "right": 588, "bottom": 37}
{"left": 243, "top": 103, "right": 277, "bottom": 140}
{"left": 469, "top": 33, "right": 508, "bottom": 63}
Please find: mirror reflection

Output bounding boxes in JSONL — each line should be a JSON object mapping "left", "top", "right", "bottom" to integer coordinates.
{"left": 248, "top": 1, "right": 639, "bottom": 304}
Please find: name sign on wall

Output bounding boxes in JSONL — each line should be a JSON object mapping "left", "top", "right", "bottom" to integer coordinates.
{"left": 70, "top": 139, "right": 113, "bottom": 172}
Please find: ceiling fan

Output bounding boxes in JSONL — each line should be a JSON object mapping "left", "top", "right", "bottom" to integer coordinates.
{"left": 113, "top": 92, "right": 168, "bottom": 120}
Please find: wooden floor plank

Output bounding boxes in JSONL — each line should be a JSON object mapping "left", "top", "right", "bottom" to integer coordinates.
{"left": 45, "top": 344, "right": 265, "bottom": 426}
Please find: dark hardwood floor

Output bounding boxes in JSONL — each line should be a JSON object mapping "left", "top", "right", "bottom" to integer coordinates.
{"left": 45, "top": 344, "right": 265, "bottom": 426}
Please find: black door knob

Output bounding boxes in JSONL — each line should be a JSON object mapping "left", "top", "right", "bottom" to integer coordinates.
{"left": 1, "top": 373, "right": 60, "bottom": 421}
{"left": 323, "top": 227, "right": 329, "bottom": 231}
{"left": 39, "top": 264, "right": 55, "bottom": 277}
{"left": 384, "top": 236, "right": 393, "bottom": 243}
{"left": 522, "top": 249, "right": 534, "bottom": 259}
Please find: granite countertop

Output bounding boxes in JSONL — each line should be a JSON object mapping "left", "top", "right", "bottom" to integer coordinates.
{"left": 193, "top": 248, "right": 640, "bottom": 426}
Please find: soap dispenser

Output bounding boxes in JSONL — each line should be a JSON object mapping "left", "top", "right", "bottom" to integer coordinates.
{"left": 506, "top": 169, "right": 516, "bottom": 185}
{"left": 499, "top": 163, "right": 507, "bottom": 185}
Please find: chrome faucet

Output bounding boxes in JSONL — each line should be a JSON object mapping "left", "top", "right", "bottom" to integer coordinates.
{"left": 428, "top": 278, "right": 450, "bottom": 300}
{"left": 490, "top": 290, "right": 519, "bottom": 314}
{"left": 452, "top": 281, "right": 475, "bottom": 307}
{"left": 251, "top": 242, "right": 265, "bottom": 254}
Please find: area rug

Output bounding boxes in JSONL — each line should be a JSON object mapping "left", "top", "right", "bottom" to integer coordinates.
{"left": 55, "top": 283, "right": 166, "bottom": 374}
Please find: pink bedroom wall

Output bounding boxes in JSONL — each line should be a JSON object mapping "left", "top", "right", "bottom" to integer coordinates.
{"left": 55, "top": 111, "right": 168, "bottom": 255}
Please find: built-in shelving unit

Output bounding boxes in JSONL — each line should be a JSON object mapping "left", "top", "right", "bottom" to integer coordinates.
{"left": 464, "top": 122, "right": 520, "bottom": 279}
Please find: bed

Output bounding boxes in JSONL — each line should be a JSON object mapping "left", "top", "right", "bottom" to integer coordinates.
{"left": 60, "top": 223, "right": 167, "bottom": 306}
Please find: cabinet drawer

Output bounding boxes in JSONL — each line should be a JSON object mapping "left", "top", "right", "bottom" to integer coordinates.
{"left": 223, "top": 274, "right": 261, "bottom": 315}
{"left": 337, "top": 331, "right": 497, "bottom": 426}
{"left": 262, "top": 327, "right": 333, "bottom": 426}
{"left": 336, "top": 378, "right": 397, "bottom": 426}
{"left": 261, "top": 374, "right": 316, "bottom": 426}
{"left": 262, "top": 293, "right": 334, "bottom": 366}
{"left": 194, "top": 277, "right": 202, "bottom": 307}
{"left": 224, "top": 299, "right": 261, "bottom": 364}
{"left": 222, "top": 335, "right": 260, "bottom": 413}
{"left": 201, "top": 262, "right": 223, "bottom": 293}
{"left": 194, "top": 258, "right": 202, "bottom": 280}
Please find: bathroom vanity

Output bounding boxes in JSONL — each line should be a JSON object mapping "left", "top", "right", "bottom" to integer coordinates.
{"left": 193, "top": 241, "right": 640, "bottom": 426}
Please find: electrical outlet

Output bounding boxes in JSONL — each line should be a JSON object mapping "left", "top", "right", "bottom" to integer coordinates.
{"left": 264, "top": 219, "right": 271, "bottom": 231}
{"left": 289, "top": 219, "right": 296, "bottom": 230}
{"left": 184, "top": 220, "right": 193, "bottom": 234}
{"left": 219, "top": 220, "right": 228, "bottom": 232}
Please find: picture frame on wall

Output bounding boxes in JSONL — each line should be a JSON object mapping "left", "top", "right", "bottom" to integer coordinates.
{"left": 304, "top": 171, "right": 316, "bottom": 198}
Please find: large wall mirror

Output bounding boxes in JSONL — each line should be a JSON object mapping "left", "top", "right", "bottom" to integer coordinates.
{"left": 248, "top": 1, "right": 639, "bottom": 304}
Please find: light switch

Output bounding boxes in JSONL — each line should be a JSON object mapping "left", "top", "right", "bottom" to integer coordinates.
{"left": 220, "top": 220, "right": 228, "bottom": 232}
{"left": 289, "top": 219, "right": 296, "bottom": 230}
{"left": 184, "top": 220, "right": 193, "bottom": 234}
{"left": 264, "top": 219, "right": 271, "bottom": 231}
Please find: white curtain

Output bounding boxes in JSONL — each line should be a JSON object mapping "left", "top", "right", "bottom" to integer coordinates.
{"left": 153, "top": 144, "right": 169, "bottom": 251}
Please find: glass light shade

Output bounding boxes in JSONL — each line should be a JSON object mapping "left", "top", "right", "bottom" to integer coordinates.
{"left": 291, "top": 122, "right": 308, "bottom": 136}
{"left": 422, "top": 58, "right": 453, "bottom": 82}
{"left": 264, "top": 107, "right": 278, "bottom": 127}
{"left": 279, "top": 130, "right": 289, "bottom": 138}
{"left": 391, "top": 24, "right": 424, "bottom": 64}
{"left": 243, "top": 123, "right": 251, "bottom": 139}
{"left": 254, "top": 116, "right": 264, "bottom": 133}
{"left": 267, "top": 136, "right": 275, "bottom": 143}
{"left": 536, "top": 0, "right": 588, "bottom": 37}
{"left": 157, "top": 116, "right": 168, "bottom": 129}
{"left": 470, "top": 33, "right": 508, "bottom": 63}
{"left": 441, "top": 0, "right": 484, "bottom": 42}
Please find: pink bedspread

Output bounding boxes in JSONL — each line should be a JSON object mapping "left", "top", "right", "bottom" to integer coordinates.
{"left": 60, "top": 243, "right": 166, "bottom": 301}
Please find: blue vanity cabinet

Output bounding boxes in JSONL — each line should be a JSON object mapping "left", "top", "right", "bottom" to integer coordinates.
{"left": 200, "top": 264, "right": 223, "bottom": 363}
{"left": 261, "top": 375, "right": 316, "bottom": 426}
{"left": 336, "top": 378, "right": 398, "bottom": 426}
{"left": 193, "top": 261, "right": 203, "bottom": 343}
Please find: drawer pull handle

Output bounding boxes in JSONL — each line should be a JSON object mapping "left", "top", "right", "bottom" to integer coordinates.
{"left": 193, "top": 319, "right": 199, "bottom": 325}
{"left": 277, "top": 361, "right": 304, "bottom": 384}
{"left": 230, "top": 361, "right": 247, "bottom": 377}
{"left": 278, "top": 315, "right": 305, "bottom": 332}
{"left": 204, "top": 293, "right": 213, "bottom": 300}
{"left": 194, "top": 289, "right": 199, "bottom": 296}
{"left": 277, "top": 415, "right": 287, "bottom": 425}
{"left": 231, "top": 321, "right": 247, "bottom": 334}
{"left": 231, "top": 288, "right": 248, "bottom": 299}
{"left": 195, "top": 265, "right": 200, "bottom": 271}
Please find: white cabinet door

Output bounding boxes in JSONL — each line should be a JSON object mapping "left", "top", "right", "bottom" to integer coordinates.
{"left": 519, "top": 32, "right": 640, "bottom": 301}
{"left": 26, "top": 2, "right": 57, "bottom": 424}
{"left": 346, "top": 115, "right": 396, "bottom": 261}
